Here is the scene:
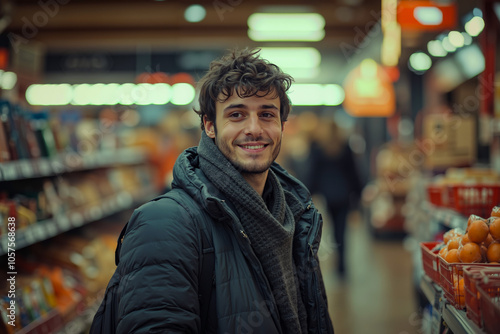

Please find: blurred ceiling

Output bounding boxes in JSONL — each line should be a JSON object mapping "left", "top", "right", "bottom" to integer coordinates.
{"left": 2, "top": 0, "right": 483, "bottom": 85}
{"left": 6, "top": 0, "right": 383, "bottom": 51}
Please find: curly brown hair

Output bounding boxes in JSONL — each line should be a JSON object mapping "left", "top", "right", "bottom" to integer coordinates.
{"left": 194, "top": 48, "right": 294, "bottom": 130}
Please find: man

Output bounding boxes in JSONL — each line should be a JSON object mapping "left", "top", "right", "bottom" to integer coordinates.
{"left": 115, "top": 48, "right": 334, "bottom": 333}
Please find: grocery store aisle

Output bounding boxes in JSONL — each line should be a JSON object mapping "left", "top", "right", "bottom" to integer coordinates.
{"left": 319, "top": 205, "right": 421, "bottom": 334}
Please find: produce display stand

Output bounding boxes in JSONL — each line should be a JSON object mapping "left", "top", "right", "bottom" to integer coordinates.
{"left": 420, "top": 274, "right": 486, "bottom": 334}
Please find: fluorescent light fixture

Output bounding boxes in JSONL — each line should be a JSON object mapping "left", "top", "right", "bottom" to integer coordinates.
{"left": 150, "top": 83, "right": 171, "bottom": 105}
{"left": 119, "top": 83, "right": 135, "bottom": 105}
{"left": 462, "top": 32, "right": 473, "bottom": 46}
{"left": 427, "top": 40, "right": 447, "bottom": 57}
{"left": 413, "top": 7, "right": 443, "bottom": 25}
{"left": 26, "top": 83, "right": 195, "bottom": 106}
{"left": 288, "top": 84, "right": 323, "bottom": 106}
{"left": 258, "top": 47, "right": 321, "bottom": 69}
{"left": 26, "top": 84, "right": 72, "bottom": 105}
{"left": 185, "top": 4, "right": 206, "bottom": 23}
{"left": 133, "top": 84, "right": 152, "bottom": 105}
{"left": 171, "top": 83, "right": 196, "bottom": 105}
{"left": 409, "top": 52, "right": 432, "bottom": 72}
{"left": 465, "top": 16, "right": 485, "bottom": 37}
{"left": 248, "top": 13, "right": 325, "bottom": 41}
{"left": 288, "top": 84, "right": 344, "bottom": 106}
{"left": 73, "top": 84, "right": 92, "bottom": 105}
{"left": 448, "top": 31, "right": 464, "bottom": 48}
{"left": 441, "top": 37, "right": 457, "bottom": 53}
{"left": 323, "top": 84, "right": 345, "bottom": 106}
{"left": 0, "top": 71, "right": 18, "bottom": 90}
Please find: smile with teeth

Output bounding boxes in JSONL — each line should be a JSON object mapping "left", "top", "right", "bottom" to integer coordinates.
{"left": 242, "top": 144, "right": 265, "bottom": 149}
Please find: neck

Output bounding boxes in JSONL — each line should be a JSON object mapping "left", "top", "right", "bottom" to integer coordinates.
{"left": 241, "top": 170, "right": 269, "bottom": 196}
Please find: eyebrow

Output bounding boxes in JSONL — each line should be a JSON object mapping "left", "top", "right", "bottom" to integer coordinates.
{"left": 223, "top": 103, "right": 279, "bottom": 112}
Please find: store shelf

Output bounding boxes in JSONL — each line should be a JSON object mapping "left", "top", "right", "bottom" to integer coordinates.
{"left": 0, "top": 187, "right": 158, "bottom": 255}
{"left": 423, "top": 201, "right": 468, "bottom": 230}
{"left": 442, "top": 304, "right": 485, "bottom": 334}
{"left": 0, "top": 147, "right": 148, "bottom": 182}
{"left": 420, "top": 274, "right": 442, "bottom": 306}
{"left": 420, "top": 275, "right": 487, "bottom": 334}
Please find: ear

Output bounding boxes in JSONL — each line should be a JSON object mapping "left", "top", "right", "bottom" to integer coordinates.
{"left": 204, "top": 116, "right": 216, "bottom": 139}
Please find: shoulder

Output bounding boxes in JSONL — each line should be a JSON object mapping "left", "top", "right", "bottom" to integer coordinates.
{"left": 119, "top": 190, "right": 205, "bottom": 268}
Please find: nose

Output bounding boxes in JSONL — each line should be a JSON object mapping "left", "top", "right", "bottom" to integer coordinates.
{"left": 244, "top": 113, "right": 263, "bottom": 136}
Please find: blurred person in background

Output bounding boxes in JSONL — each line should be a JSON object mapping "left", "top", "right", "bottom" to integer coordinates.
{"left": 108, "top": 48, "right": 334, "bottom": 333}
{"left": 305, "top": 118, "right": 363, "bottom": 277}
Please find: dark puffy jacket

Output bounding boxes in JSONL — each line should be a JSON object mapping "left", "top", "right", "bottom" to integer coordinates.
{"left": 116, "top": 147, "right": 334, "bottom": 334}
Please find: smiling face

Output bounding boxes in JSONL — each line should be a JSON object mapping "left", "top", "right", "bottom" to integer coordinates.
{"left": 203, "top": 90, "right": 283, "bottom": 177}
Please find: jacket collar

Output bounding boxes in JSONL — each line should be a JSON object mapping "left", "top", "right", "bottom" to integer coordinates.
{"left": 171, "top": 146, "right": 312, "bottom": 216}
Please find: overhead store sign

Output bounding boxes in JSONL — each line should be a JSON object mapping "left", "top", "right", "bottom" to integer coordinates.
{"left": 397, "top": 1, "right": 457, "bottom": 31}
{"left": 343, "top": 59, "right": 395, "bottom": 117}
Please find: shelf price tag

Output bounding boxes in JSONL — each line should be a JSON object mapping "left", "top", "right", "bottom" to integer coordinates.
{"left": 32, "top": 224, "right": 47, "bottom": 241}
{"left": 45, "top": 221, "right": 58, "bottom": 237}
{"left": 0, "top": 162, "right": 19, "bottom": 181}
{"left": 88, "top": 206, "right": 103, "bottom": 221}
{"left": 71, "top": 212, "right": 84, "bottom": 227}
{"left": 18, "top": 160, "right": 35, "bottom": 178}
{"left": 37, "top": 159, "right": 52, "bottom": 176}
{"left": 56, "top": 215, "right": 71, "bottom": 230}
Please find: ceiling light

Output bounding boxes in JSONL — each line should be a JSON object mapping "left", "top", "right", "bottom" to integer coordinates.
{"left": 441, "top": 37, "right": 456, "bottom": 52}
{"left": 427, "top": 40, "right": 447, "bottom": 57}
{"left": 323, "top": 84, "right": 345, "bottom": 106}
{"left": 258, "top": 47, "right": 321, "bottom": 69}
{"left": 171, "top": 83, "right": 196, "bottom": 105}
{"left": 0, "top": 71, "right": 18, "bottom": 90}
{"left": 413, "top": 6, "right": 443, "bottom": 25}
{"left": 465, "top": 16, "right": 485, "bottom": 37}
{"left": 248, "top": 13, "right": 325, "bottom": 41}
{"left": 448, "top": 31, "right": 464, "bottom": 48}
{"left": 184, "top": 4, "right": 206, "bottom": 23}
{"left": 462, "top": 32, "right": 473, "bottom": 46}
{"left": 287, "top": 84, "right": 345, "bottom": 106}
{"left": 409, "top": 52, "right": 432, "bottom": 72}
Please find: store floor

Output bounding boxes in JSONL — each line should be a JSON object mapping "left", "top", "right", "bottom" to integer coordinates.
{"left": 319, "top": 207, "right": 421, "bottom": 334}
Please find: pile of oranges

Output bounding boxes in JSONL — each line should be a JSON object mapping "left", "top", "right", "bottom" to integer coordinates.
{"left": 438, "top": 214, "right": 500, "bottom": 264}
{"left": 436, "top": 206, "right": 500, "bottom": 307}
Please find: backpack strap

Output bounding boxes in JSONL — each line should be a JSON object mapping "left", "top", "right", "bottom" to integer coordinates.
{"left": 115, "top": 191, "right": 217, "bottom": 331}
{"left": 199, "top": 225, "right": 216, "bottom": 331}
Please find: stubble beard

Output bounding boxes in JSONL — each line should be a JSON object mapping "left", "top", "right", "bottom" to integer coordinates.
{"left": 215, "top": 134, "right": 282, "bottom": 174}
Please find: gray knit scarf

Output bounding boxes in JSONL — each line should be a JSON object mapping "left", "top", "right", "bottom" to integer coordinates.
{"left": 197, "top": 132, "right": 308, "bottom": 334}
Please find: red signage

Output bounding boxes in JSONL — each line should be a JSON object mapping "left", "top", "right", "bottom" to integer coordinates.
{"left": 397, "top": 1, "right": 457, "bottom": 31}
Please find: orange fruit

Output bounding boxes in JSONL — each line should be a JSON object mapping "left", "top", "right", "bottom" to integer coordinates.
{"left": 454, "top": 277, "right": 465, "bottom": 308}
{"left": 481, "top": 245, "right": 488, "bottom": 262}
{"left": 486, "top": 242, "right": 500, "bottom": 263}
{"left": 461, "top": 233, "right": 471, "bottom": 245}
{"left": 490, "top": 206, "right": 500, "bottom": 218}
{"left": 468, "top": 220, "right": 489, "bottom": 243}
{"left": 489, "top": 218, "right": 500, "bottom": 241}
{"left": 439, "top": 246, "right": 448, "bottom": 258}
{"left": 447, "top": 237, "right": 460, "bottom": 250}
{"left": 445, "top": 249, "right": 460, "bottom": 263}
{"left": 458, "top": 242, "right": 482, "bottom": 263}
{"left": 467, "top": 214, "right": 482, "bottom": 232}
{"left": 484, "top": 233, "right": 494, "bottom": 248}
{"left": 444, "top": 229, "right": 462, "bottom": 244}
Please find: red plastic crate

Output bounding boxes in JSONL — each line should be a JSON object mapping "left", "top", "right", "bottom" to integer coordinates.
{"left": 427, "top": 185, "right": 444, "bottom": 206}
{"left": 420, "top": 241, "right": 442, "bottom": 284}
{"left": 438, "top": 257, "right": 500, "bottom": 309}
{"left": 450, "top": 184, "right": 500, "bottom": 217}
{"left": 477, "top": 277, "right": 500, "bottom": 334}
{"left": 463, "top": 267, "right": 500, "bottom": 328}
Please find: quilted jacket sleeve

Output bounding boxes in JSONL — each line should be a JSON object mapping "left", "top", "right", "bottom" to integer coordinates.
{"left": 116, "top": 196, "right": 202, "bottom": 334}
